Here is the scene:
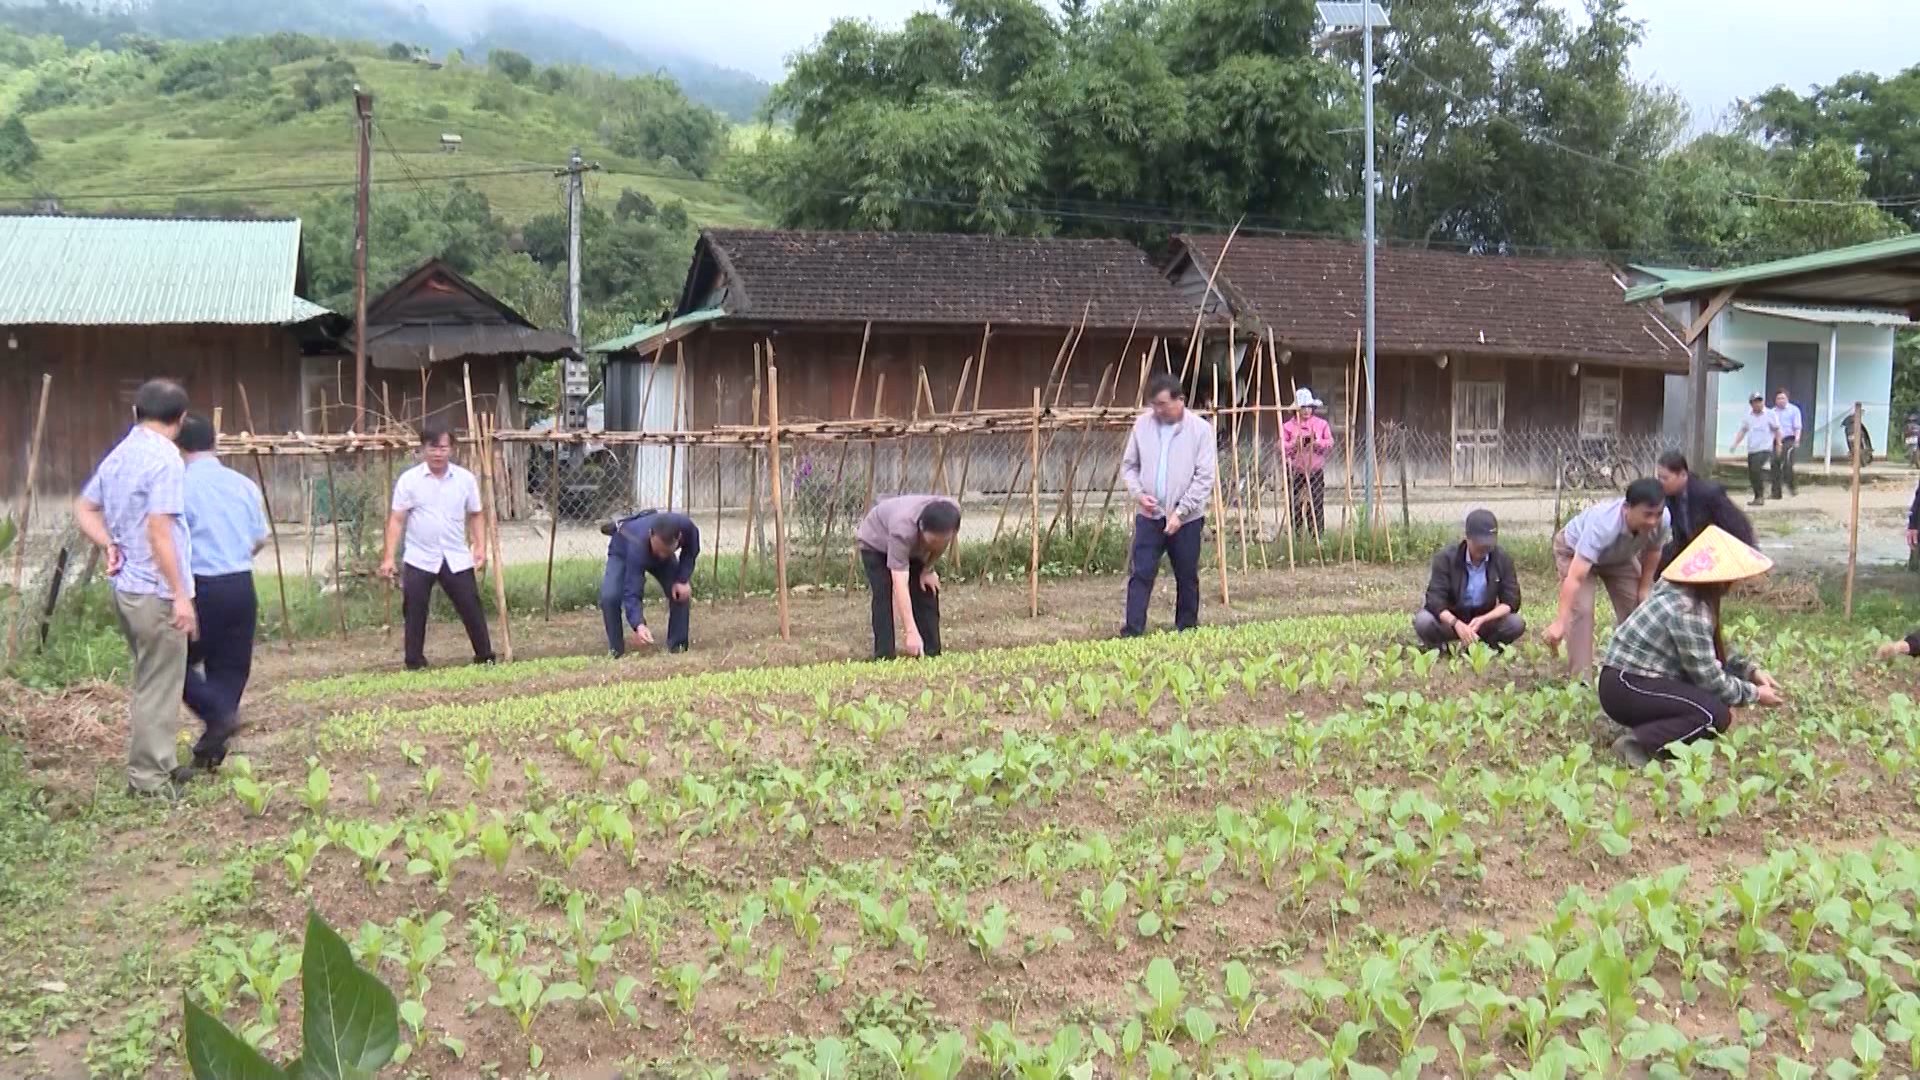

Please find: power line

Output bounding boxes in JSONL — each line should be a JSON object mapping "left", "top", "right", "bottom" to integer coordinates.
{"left": 0, "top": 165, "right": 557, "bottom": 205}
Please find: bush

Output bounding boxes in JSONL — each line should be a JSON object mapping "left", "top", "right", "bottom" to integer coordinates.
{"left": 0, "top": 115, "right": 39, "bottom": 177}
{"left": 474, "top": 82, "right": 516, "bottom": 115}
{"left": 386, "top": 41, "right": 413, "bottom": 61}
{"left": 293, "top": 58, "right": 357, "bottom": 112}
{"left": 488, "top": 49, "right": 533, "bottom": 83}
{"left": 424, "top": 102, "right": 449, "bottom": 121}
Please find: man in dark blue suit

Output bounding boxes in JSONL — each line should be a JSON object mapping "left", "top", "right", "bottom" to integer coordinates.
{"left": 599, "top": 510, "right": 699, "bottom": 656}
{"left": 1655, "top": 451, "right": 1755, "bottom": 571}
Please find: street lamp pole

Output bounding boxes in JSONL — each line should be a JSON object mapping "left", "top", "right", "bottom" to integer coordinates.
{"left": 1361, "top": 0, "right": 1377, "bottom": 521}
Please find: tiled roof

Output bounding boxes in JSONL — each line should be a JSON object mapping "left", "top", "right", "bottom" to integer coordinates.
{"left": 0, "top": 214, "right": 310, "bottom": 325}
{"left": 1177, "top": 234, "right": 1703, "bottom": 371}
{"left": 693, "top": 229, "right": 1207, "bottom": 331}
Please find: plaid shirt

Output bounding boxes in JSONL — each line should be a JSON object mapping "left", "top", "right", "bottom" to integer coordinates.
{"left": 80, "top": 425, "right": 191, "bottom": 599}
{"left": 1602, "top": 580, "right": 1757, "bottom": 706}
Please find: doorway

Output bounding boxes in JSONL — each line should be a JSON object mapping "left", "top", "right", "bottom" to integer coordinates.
{"left": 1451, "top": 378, "right": 1505, "bottom": 486}
{"left": 1765, "top": 341, "right": 1820, "bottom": 462}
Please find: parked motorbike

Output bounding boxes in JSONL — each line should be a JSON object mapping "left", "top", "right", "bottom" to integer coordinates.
{"left": 1842, "top": 411, "right": 1877, "bottom": 467}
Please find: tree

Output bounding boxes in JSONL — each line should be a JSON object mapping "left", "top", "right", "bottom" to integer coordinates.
{"left": 0, "top": 115, "right": 39, "bottom": 178}
{"left": 1749, "top": 140, "right": 1906, "bottom": 255}
{"left": 1747, "top": 65, "right": 1920, "bottom": 232}
{"left": 488, "top": 48, "right": 533, "bottom": 83}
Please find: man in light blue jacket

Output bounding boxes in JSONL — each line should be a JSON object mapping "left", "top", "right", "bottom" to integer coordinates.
{"left": 1120, "top": 372, "right": 1216, "bottom": 636}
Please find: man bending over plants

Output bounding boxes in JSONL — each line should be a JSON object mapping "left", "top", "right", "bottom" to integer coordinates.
{"left": 856, "top": 495, "right": 961, "bottom": 659}
{"left": 599, "top": 509, "right": 700, "bottom": 656}
{"left": 1543, "top": 479, "right": 1668, "bottom": 673}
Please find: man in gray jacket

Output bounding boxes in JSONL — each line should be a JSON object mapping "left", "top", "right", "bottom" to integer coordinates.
{"left": 1120, "top": 372, "right": 1217, "bottom": 635}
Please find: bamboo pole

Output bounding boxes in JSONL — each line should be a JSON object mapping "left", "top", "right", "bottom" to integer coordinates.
{"left": 814, "top": 321, "right": 871, "bottom": 580}
{"left": 1228, "top": 348, "right": 1250, "bottom": 574}
{"left": 237, "top": 383, "right": 293, "bottom": 646}
{"left": 850, "top": 375, "right": 885, "bottom": 590}
{"left": 1045, "top": 362, "right": 1114, "bottom": 543}
{"left": 740, "top": 349, "right": 762, "bottom": 600}
{"left": 316, "top": 387, "right": 348, "bottom": 639}
{"left": 1180, "top": 219, "right": 1242, "bottom": 382}
{"left": 992, "top": 317, "right": 1091, "bottom": 567}
{"left": 953, "top": 322, "right": 992, "bottom": 508}
{"left": 1028, "top": 386, "right": 1041, "bottom": 618}
{"left": 478, "top": 414, "right": 514, "bottom": 661}
{"left": 383, "top": 429, "right": 396, "bottom": 634}
{"left": 901, "top": 366, "right": 924, "bottom": 492}
{"left": 930, "top": 357, "right": 972, "bottom": 496}
{"left": 1083, "top": 343, "right": 1156, "bottom": 571}
{"left": 1271, "top": 339, "right": 1295, "bottom": 571}
{"left": 711, "top": 369, "right": 724, "bottom": 607}
{"left": 542, "top": 425, "right": 560, "bottom": 620}
{"left": 666, "top": 341, "right": 686, "bottom": 512}
{"left": 767, "top": 362, "right": 791, "bottom": 640}
{"left": 1248, "top": 339, "right": 1270, "bottom": 571}
{"left": 1209, "top": 365, "right": 1231, "bottom": 607}
{"left": 1846, "top": 401, "right": 1864, "bottom": 619}
{"left": 1344, "top": 336, "right": 1360, "bottom": 562}
{"left": 6, "top": 373, "right": 52, "bottom": 660}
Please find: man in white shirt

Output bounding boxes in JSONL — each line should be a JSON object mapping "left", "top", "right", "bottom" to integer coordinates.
{"left": 378, "top": 423, "right": 495, "bottom": 670}
{"left": 1729, "top": 393, "right": 1782, "bottom": 508}
{"left": 1770, "top": 389, "right": 1804, "bottom": 500}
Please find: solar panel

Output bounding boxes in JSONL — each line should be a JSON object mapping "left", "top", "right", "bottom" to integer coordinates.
{"left": 1315, "top": 2, "right": 1390, "bottom": 28}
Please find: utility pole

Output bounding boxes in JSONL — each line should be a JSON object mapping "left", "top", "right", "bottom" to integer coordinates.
{"left": 352, "top": 87, "right": 374, "bottom": 432}
{"left": 1360, "top": 0, "right": 1377, "bottom": 520}
{"left": 556, "top": 148, "right": 600, "bottom": 432}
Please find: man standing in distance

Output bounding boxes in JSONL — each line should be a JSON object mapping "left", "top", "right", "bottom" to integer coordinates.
{"left": 855, "top": 495, "right": 961, "bottom": 659}
{"left": 1729, "top": 393, "right": 1781, "bottom": 507}
{"left": 72, "top": 379, "right": 198, "bottom": 798}
{"left": 1542, "top": 478, "right": 1669, "bottom": 673}
{"left": 1771, "top": 389, "right": 1803, "bottom": 500}
{"left": 175, "top": 414, "right": 268, "bottom": 770}
{"left": 378, "top": 423, "right": 495, "bottom": 670}
{"left": 599, "top": 509, "right": 700, "bottom": 657}
{"left": 1120, "top": 372, "right": 1217, "bottom": 636}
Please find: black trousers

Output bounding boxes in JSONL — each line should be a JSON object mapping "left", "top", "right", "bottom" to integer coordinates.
{"left": 1772, "top": 438, "right": 1797, "bottom": 497}
{"left": 1290, "top": 471, "right": 1327, "bottom": 536}
{"left": 1745, "top": 451, "right": 1772, "bottom": 502}
{"left": 401, "top": 561, "right": 494, "bottom": 669}
{"left": 861, "top": 548, "right": 941, "bottom": 659}
{"left": 1598, "top": 666, "right": 1731, "bottom": 752}
{"left": 183, "top": 571, "right": 256, "bottom": 765}
{"left": 1123, "top": 513, "right": 1203, "bottom": 636}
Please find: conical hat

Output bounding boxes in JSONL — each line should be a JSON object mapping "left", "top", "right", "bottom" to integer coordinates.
{"left": 1662, "top": 525, "right": 1773, "bottom": 585}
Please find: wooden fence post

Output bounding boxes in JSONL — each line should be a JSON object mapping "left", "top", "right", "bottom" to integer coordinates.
{"left": 767, "top": 363, "right": 792, "bottom": 640}
{"left": 6, "top": 373, "right": 52, "bottom": 660}
{"left": 1029, "top": 387, "right": 1041, "bottom": 618}
{"left": 238, "top": 383, "right": 294, "bottom": 647}
{"left": 1210, "top": 365, "right": 1230, "bottom": 607}
{"left": 739, "top": 351, "right": 762, "bottom": 600}
{"left": 480, "top": 415, "right": 514, "bottom": 661}
{"left": 1846, "top": 401, "right": 1864, "bottom": 619}
{"left": 543, "top": 426, "right": 560, "bottom": 621}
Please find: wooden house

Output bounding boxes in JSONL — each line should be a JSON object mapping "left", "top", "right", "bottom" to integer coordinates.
{"left": 0, "top": 213, "right": 341, "bottom": 511}
{"left": 596, "top": 229, "right": 1213, "bottom": 508}
{"left": 1166, "top": 234, "right": 1733, "bottom": 485}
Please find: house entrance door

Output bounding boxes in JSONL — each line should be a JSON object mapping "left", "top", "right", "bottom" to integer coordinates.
{"left": 1765, "top": 341, "right": 1820, "bottom": 462}
{"left": 1451, "top": 379, "right": 1505, "bottom": 486}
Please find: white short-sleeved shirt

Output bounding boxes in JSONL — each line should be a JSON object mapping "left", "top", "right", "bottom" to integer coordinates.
{"left": 392, "top": 462, "right": 481, "bottom": 573}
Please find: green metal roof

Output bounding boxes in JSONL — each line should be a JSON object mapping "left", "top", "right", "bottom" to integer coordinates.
{"left": 589, "top": 307, "right": 726, "bottom": 354}
{"left": 1624, "top": 233, "right": 1920, "bottom": 312}
{"left": 0, "top": 215, "right": 308, "bottom": 325}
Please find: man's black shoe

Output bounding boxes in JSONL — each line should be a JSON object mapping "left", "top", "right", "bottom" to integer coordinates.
{"left": 669, "top": 643, "right": 689, "bottom": 655}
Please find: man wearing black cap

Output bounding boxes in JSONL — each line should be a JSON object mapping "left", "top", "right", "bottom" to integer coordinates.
{"left": 1413, "top": 509, "right": 1524, "bottom": 651}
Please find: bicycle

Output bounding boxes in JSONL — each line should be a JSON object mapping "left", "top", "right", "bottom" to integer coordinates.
{"left": 1558, "top": 445, "right": 1635, "bottom": 492}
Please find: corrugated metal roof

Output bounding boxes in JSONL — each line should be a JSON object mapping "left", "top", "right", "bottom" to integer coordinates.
{"left": 1733, "top": 302, "right": 1913, "bottom": 328}
{"left": 0, "top": 215, "right": 304, "bottom": 325}
{"left": 1623, "top": 233, "right": 1920, "bottom": 310}
{"left": 590, "top": 307, "right": 726, "bottom": 354}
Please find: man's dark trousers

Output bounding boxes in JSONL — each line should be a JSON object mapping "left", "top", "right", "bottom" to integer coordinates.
{"left": 401, "top": 561, "right": 494, "bottom": 669}
{"left": 599, "top": 543, "right": 691, "bottom": 656}
{"left": 1123, "top": 513, "right": 1204, "bottom": 635}
{"left": 1745, "top": 451, "right": 1772, "bottom": 503}
{"left": 183, "top": 571, "right": 255, "bottom": 765}
{"left": 861, "top": 549, "right": 941, "bottom": 659}
{"left": 1772, "top": 438, "right": 1798, "bottom": 498}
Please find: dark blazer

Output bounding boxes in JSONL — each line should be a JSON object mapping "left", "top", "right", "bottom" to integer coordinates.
{"left": 1907, "top": 478, "right": 1920, "bottom": 531}
{"left": 1661, "top": 476, "right": 1755, "bottom": 569}
{"left": 1423, "top": 541, "right": 1520, "bottom": 621}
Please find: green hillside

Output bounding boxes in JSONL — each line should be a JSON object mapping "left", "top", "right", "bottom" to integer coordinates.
{"left": 0, "top": 25, "right": 770, "bottom": 350}
{"left": 0, "top": 35, "right": 765, "bottom": 226}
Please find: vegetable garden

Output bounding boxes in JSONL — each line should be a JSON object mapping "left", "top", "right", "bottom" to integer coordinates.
{"left": 6, "top": 567, "right": 1920, "bottom": 1079}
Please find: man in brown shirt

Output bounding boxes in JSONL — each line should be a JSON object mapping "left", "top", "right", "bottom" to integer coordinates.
{"left": 855, "top": 495, "right": 962, "bottom": 659}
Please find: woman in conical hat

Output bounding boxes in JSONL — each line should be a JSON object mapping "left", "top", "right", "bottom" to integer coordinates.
{"left": 1598, "top": 525, "right": 1785, "bottom": 767}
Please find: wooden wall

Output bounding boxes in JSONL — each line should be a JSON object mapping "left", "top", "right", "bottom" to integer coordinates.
{"left": 0, "top": 324, "right": 304, "bottom": 505}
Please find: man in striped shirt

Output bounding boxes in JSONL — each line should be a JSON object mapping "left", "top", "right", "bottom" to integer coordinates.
{"left": 72, "top": 379, "right": 199, "bottom": 798}
{"left": 1770, "top": 389, "right": 1804, "bottom": 499}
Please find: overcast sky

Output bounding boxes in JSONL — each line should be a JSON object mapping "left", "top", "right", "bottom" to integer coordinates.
{"left": 433, "top": 0, "right": 1920, "bottom": 127}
